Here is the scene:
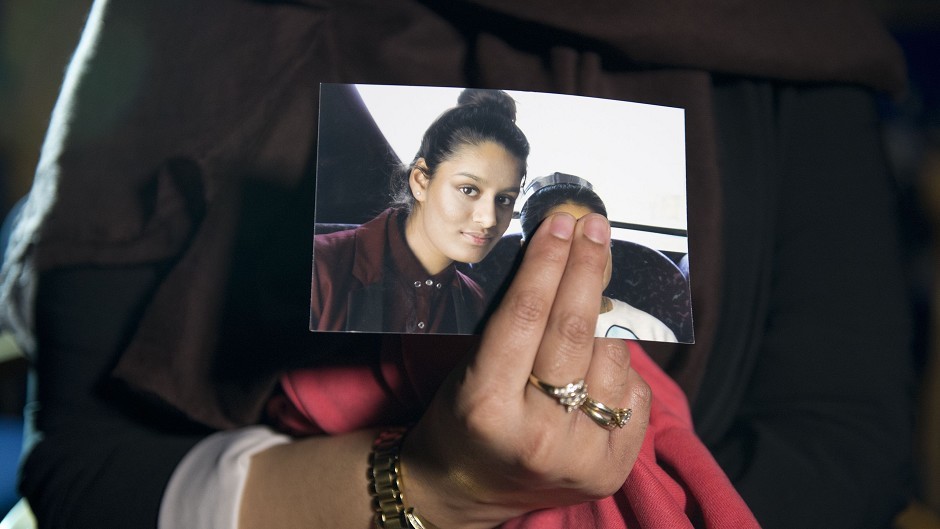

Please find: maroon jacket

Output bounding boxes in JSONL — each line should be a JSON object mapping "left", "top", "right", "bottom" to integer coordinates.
{"left": 311, "top": 208, "right": 485, "bottom": 333}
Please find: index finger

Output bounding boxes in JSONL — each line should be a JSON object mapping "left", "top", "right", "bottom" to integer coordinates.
{"left": 468, "top": 213, "right": 576, "bottom": 389}
{"left": 529, "top": 213, "right": 610, "bottom": 392}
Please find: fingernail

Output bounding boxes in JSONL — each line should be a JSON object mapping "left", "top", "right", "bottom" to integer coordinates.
{"left": 548, "top": 213, "right": 575, "bottom": 240}
{"left": 584, "top": 214, "right": 610, "bottom": 244}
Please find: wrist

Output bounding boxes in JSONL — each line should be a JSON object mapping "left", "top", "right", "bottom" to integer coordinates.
{"left": 369, "top": 428, "right": 443, "bottom": 529}
{"left": 396, "top": 423, "right": 522, "bottom": 529}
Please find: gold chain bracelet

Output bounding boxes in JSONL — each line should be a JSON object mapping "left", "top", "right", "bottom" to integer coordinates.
{"left": 368, "top": 428, "right": 441, "bottom": 529}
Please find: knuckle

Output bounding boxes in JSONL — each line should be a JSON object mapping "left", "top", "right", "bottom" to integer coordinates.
{"left": 462, "top": 401, "right": 497, "bottom": 439}
{"left": 630, "top": 378, "right": 653, "bottom": 411}
{"left": 506, "top": 289, "right": 548, "bottom": 327}
{"left": 569, "top": 461, "right": 626, "bottom": 500}
{"left": 514, "top": 429, "right": 557, "bottom": 475}
{"left": 588, "top": 473, "right": 626, "bottom": 499}
{"left": 599, "top": 471, "right": 629, "bottom": 497}
{"left": 555, "top": 312, "right": 595, "bottom": 347}
{"left": 461, "top": 392, "right": 507, "bottom": 442}
{"left": 601, "top": 340, "right": 630, "bottom": 372}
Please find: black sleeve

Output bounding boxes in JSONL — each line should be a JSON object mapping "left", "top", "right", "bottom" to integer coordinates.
{"left": 702, "top": 81, "right": 915, "bottom": 529}
{"left": 20, "top": 266, "right": 206, "bottom": 528}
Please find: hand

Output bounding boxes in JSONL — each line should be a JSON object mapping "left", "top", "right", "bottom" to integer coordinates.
{"left": 402, "top": 212, "right": 651, "bottom": 529}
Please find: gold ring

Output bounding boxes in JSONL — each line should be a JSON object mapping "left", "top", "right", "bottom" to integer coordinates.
{"left": 527, "top": 373, "right": 589, "bottom": 412}
{"left": 580, "top": 397, "right": 632, "bottom": 429}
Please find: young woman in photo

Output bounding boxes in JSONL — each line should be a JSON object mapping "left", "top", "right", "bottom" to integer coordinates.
{"left": 310, "top": 88, "right": 530, "bottom": 333}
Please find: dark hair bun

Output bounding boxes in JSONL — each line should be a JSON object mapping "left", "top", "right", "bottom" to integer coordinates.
{"left": 457, "top": 89, "right": 517, "bottom": 122}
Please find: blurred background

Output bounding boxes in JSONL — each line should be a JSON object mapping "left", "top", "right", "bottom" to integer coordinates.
{"left": 0, "top": 0, "right": 938, "bottom": 523}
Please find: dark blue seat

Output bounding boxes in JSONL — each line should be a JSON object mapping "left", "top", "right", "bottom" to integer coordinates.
{"left": 464, "top": 233, "right": 693, "bottom": 342}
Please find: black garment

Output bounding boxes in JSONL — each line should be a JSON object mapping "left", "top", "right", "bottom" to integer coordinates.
{"left": 3, "top": 1, "right": 913, "bottom": 527}
{"left": 699, "top": 80, "right": 914, "bottom": 528}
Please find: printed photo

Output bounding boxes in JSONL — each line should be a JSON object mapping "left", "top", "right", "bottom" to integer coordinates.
{"left": 311, "top": 83, "right": 692, "bottom": 343}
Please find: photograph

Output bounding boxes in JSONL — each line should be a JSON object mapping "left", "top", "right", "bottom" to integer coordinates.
{"left": 311, "top": 83, "right": 692, "bottom": 342}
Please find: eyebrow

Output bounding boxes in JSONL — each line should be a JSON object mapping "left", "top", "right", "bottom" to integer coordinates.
{"left": 456, "top": 172, "right": 521, "bottom": 194}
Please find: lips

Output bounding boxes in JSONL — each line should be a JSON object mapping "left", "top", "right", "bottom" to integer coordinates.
{"left": 461, "top": 231, "right": 494, "bottom": 246}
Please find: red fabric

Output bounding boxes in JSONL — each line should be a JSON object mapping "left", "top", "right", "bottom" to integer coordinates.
{"left": 270, "top": 339, "right": 760, "bottom": 528}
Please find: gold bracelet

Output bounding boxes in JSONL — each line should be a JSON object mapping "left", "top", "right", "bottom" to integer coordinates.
{"left": 368, "top": 428, "right": 441, "bottom": 529}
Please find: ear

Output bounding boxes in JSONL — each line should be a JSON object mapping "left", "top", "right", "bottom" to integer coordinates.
{"left": 409, "top": 158, "right": 431, "bottom": 203}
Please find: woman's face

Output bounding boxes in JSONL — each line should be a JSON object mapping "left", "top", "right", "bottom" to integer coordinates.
{"left": 545, "top": 202, "right": 613, "bottom": 289}
{"left": 407, "top": 141, "right": 523, "bottom": 274}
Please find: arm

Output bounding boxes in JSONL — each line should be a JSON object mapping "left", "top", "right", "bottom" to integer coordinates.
{"left": 239, "top": 213, "right": 652, "bottom": 529}
{"left": 239, "top": 430, "right": 380, "bottom": 528}
{"left": 21, "top": 266, "right": 205, "bottom": 528}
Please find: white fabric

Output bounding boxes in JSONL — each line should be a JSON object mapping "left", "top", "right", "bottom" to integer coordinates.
{"left": 0, "top": 498, "right": 37, "bottom": 529}
{"left": 595, "top": 298, "right": 677, "bottom": 342}
{"left": 159, "top": 426, "right": 290, "bottom": 529}
{"left": 0, "top": 0, "right": 109, "bottom": 359}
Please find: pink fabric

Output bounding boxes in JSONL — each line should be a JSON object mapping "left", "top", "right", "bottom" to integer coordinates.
{"left": 270, "top": 338, "right": 761, "bottom": 528}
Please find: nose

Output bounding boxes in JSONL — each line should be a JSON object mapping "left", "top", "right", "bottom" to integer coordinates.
{"left": 473, "top": 199, "right": 497, "bottom": 229}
